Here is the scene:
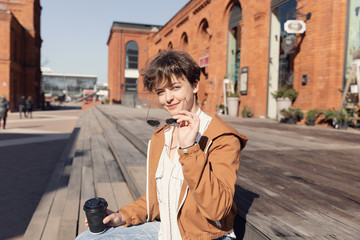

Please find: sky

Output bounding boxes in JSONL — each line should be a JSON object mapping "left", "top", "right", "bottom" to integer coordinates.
{"left": 41, "top": 0, "right": 189, "bottom": 83}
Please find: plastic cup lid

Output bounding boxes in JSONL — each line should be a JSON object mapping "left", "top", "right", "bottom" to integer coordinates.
{"left": 83, "top": 197, "right": 108, "bottom": 212}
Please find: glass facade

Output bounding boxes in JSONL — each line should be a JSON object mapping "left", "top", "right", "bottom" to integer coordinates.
{"left": 276, "top": 0, "right": 297, "bottom": 88}
{"left": 41, "top": 74, "right": 97, "bottom": 98}
{"left": 125, "top": 41, "right": 139, "bottom": 69}
{"left": 344, "top": 0, "right": 360, "bottom": 84}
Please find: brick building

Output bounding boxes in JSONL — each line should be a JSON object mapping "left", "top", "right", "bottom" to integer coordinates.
{"left": 107, "top": 0, "right": 359, "bottom": 118}
{"left": 0, "top": 0, "right": 41, "bottom": 111}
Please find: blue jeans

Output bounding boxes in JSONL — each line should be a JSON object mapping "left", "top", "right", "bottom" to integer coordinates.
{"left": 75, "top": 221, "right": 235, "bottom": 240}
{"left": 75, "top": 222, "right": 160, "bottom": 240}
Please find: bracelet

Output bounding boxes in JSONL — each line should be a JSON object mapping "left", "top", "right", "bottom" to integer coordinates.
{"left": 179, "top": 142, "right": 197, "bottom": 154}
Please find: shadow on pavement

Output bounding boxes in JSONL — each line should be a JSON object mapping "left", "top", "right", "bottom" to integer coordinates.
{"left": 0, "top": 132, "right": 71, "bottom": 239}
{"left": 233, "top": 185, "right": 259, "bottom": 239}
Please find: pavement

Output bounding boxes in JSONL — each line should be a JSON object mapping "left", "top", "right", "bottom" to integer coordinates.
{"left": 0, "top": 103, "right": 82, "bottom": 240}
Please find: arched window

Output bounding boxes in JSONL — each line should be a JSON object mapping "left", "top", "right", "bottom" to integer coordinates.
{"left": 199, "top": 19, "right": 211, "bottom": 39}
{"left": 180, "top": 32, "right": 189, "bottom": 51}
{"left": 168, "top": 42, "right": 173, "bottom": 49}
{"left": 125, "top": 41, "right": 138, "bottom": 69}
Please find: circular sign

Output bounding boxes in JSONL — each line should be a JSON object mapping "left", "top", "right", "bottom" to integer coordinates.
{"left": 284, "top": 20, "right": 306, "bottom": 34}
{"left": 281, "top": 35, "right": 297, "bottom": 53}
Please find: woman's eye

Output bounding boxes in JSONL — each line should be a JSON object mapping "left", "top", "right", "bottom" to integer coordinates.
{"left": 156, "top": 91, "right": 164, "bottom": 96}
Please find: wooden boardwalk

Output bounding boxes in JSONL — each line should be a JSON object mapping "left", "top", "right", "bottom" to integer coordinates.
{"left": 23, "top": 105, "right": 360, "bottom": 239}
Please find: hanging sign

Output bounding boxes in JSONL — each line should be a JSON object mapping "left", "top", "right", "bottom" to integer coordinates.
{"left": 199, "top": 55, "right": 209, "bottom": 68}
{"left": 284, "top": 20, "right": 306, "bottom": 34}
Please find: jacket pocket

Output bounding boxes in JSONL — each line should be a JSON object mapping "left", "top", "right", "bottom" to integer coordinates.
{"left": 155, "top": 168, "right": 164, "bottom": 203}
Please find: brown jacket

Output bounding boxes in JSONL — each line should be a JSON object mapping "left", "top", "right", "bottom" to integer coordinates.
{"left": 119, "top": 115, "right": 247, "bottom": 239}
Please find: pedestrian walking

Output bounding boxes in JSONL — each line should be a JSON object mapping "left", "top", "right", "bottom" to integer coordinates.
{"left": 0, "top": 95, "right": 10, "bottom": 129}
{"left": 26, "top": 96, "right": 34, "bottom": 119}
{"left": 76, "top": 50, "right": 248, "bottom": 240}
{"left": 19, "top": 95, "right": 26, "bottom": 119}
{"left": 40, "top": 91, "right": 45, "bottom": 110}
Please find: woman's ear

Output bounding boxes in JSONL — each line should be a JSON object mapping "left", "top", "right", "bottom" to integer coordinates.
{"left": 192, "top": 80, "right": 199, "bottom": 94}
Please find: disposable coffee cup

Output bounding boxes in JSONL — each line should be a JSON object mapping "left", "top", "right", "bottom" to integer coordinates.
{"left": 83, "top": 197, "right": 108, "bottom": 234}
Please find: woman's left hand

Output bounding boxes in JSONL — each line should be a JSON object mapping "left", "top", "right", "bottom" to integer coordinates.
{"left": 173, "top": 110, "right": 200, "bottom": 148}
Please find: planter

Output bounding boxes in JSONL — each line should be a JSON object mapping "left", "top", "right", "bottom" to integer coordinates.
{"left": 307, "top": 120, "right": 315, "bottom": 126}
{"left": 276, "top": 97, "right": 292, "bottom": 121}
{"left": 227, "top": 97, "right": 239, "bottom": 117}
{"left": 281, "top": 117, "right": 296, "bottom": 124}
{"left": 335, "top": 121, "right": 348, "bottom": 130}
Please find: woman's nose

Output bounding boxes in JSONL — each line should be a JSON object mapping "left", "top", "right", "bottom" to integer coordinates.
{"left": 165, "top": 90, "right": 174, "bottom": 102}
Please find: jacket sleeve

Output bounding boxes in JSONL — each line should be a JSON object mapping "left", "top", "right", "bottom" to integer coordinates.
{"left": 178, "top": 134, "right": 241, "bottom": 221}
{"left": 118, "top": 194, "right": 147, "bottom": 227}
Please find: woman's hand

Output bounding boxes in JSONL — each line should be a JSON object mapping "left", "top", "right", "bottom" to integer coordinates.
{"left": 84, "top": 209, "right": 125, "bottom": 229}
{"left": 173, "top": 110, "right": 200, "bottom": 148}
{"left": 103, "top": 209, "right": 126, "bottom": 227}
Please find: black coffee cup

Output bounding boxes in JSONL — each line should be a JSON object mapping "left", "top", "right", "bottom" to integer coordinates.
{"left": 83, "top": 197, "right": 108, "bottom": 233}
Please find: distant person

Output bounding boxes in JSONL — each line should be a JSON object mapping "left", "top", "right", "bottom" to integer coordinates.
{"left": 26, "top": 96, "right": 34, "bottom": 119}
{"left": 0, "top": 95, "right": 10, "bottom": 129}
{"left": 19, "top": 95, "right": 26, "bottom": 119}
{"left": 40, "top": 91, "right": 45, "bottom": 110}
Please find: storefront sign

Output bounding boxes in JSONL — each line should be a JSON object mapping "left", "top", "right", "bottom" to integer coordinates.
{"left": 199, "top": 55, "right": 209, "bottom": 68}
{"left": 240, "top": 67, "right": 248, "bottom": 95}
{"left": 284, "top": 20, "right": 306, "bottom": 34}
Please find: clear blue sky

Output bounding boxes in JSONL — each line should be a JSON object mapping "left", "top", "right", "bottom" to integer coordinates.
{"left": 41, "top": 0, "right": 189, "bottom": 83}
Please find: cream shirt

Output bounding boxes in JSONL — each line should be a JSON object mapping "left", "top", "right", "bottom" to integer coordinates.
{"left": 156, "top": 109, "right": 212, "bottom": 240}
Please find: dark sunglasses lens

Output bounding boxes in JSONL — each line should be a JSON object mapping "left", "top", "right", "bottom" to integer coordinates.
{"left": 147, "top": 120, "right": 160, "bottom": 127}
{"left": 166, "top": 118, "right": 179, "bottom": 126}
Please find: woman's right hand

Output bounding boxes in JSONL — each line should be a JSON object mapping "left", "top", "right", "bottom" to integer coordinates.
{"left": 103, "top": 209, "right": 126, "bottom": 227}
{"left": 84, "top": 209, "right": 125, "bottom": 228}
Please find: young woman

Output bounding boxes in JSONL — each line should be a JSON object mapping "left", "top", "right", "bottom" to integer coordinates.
{"left": 76, "top": 50, "right": 247, "bottom": 240}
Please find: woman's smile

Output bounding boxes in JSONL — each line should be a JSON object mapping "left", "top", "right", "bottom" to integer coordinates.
{"left": 166, "top": 102, "right": 180, "bottom": 109}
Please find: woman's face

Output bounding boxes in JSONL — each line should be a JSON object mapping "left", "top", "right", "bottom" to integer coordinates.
{"left": 155, "top": 75, "right": 199, "bottom": 116}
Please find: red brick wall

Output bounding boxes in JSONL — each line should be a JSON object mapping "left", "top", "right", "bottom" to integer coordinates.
{"left": 293, "top": 0, "right": 347, "bottom": 111}
{"left": 0, "top": 11, "right": 11, "bottom": 101}
{"left": 145, "top": 0, "right": 271, "bottom": 115}
{"left": 107, "top": 0, "right": 350, "bottom": 117}
{"left": 107, "top": 26, "right": 153, "bottom": 103}
{"left": 0, "top": 1, "right": 41, "bottom": 111}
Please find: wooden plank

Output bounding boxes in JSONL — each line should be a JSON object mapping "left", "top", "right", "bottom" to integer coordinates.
{"left": 237, "top": 151, "right": 360, "bottom": 238}
{"left": 78, "top": 113, "right": 96, "bottom": 235}
{"left": 57, "top": 126, "right": 87, "bottom": 240}
{"left": 93, "top": 107, "right": 146, "bottom": 200}
{"left": 40, "top": 173, "right": 69, "bottom": 240}
{"left": 95, "top": 129, "right": 134, "bottom": 207}
{"left": 22, "top": 125, "right": 81, "bottom": 240}
{"left": 91, "top": 133, "right": 118, "bottom": 210}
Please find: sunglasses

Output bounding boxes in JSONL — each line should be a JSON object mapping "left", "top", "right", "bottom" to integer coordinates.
{"left": 145, "top": 105, "right": 180, "bottom": 127}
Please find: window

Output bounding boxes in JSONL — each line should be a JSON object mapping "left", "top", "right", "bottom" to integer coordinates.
{"left": 168, "top": 42, "right": 173, "bottom": 49}
{"left": 125, "top": 41, "right": 138, "bottom": 69}
{"left": 180, "top": 32, "right": 188, "bottom": 50}
{"left": 125, "top": 78, "right": 137, "bottom": 92}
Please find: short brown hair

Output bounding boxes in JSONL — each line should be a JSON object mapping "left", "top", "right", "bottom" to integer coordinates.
{"left": 142, "top": 50, "right": 200, "bottom": 92}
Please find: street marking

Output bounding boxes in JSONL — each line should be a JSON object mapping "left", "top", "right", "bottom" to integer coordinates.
{"left": 1, "top": 128, "right": 67, "bottom": 134}
{"left": 0, "top": 133, "right": 70, "bottom": 147}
